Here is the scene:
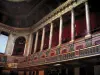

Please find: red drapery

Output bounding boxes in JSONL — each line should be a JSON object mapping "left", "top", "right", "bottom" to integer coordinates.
{"left": 52, "top": 29, "right": 59, "bottom": 47}
{"left": 43, "top": 33, "right": 49, "bottom": 50}
{"left": 52, "top": 27, "right": 59, "bottom": 47}
{"left": 90, "top": 12, "right": 100, "bottom": 32}
{"left": 36, "top": 35, "right": 42, "bottom": 52}
{"left": 62, "top": 24, "right": 71, "bottom": 43}
{"left": 31, "top": 35, "right": 35, "bottom": 54}
{"left": 75, "top": 16, "right": 86, "bottom": 39}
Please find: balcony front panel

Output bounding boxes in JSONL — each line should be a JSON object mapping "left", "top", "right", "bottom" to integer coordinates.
{"left": 18, "top": 32, "right": 100, "bottom": 68}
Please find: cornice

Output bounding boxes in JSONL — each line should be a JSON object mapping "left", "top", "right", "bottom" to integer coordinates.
{"left": 0, "top": 0, "right": 87, "bottom": 35}
{"left": 31, "top": 0, "right": 87, "bottom": 33}
{"left": 0, "top": 22, "right": 31, "bottom": 35}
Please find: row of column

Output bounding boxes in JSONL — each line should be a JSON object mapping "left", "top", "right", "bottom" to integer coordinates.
{"left": 30, "top": 2, "right": 90, "bottom": 54}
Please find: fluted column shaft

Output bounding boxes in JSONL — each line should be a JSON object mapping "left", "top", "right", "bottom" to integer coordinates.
{"left": 40, "top": 27, "right": 45, "bottom": 51}
{"left": 71, "top": 9, "right": 75, "bottom": 42}
{"left": 49, "top": 22, "right": 53, "bottom": 49}
{"left": 34, "top": 32, "right": 38, "bottom": 53}
{"left": 85, "top": 2, "right": 91, "bottom": 37}
{"left": 59, "top": 16, "right": 63, "bottom": 45}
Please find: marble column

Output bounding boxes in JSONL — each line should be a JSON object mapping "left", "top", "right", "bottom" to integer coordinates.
{"left": 59, "top": 16, "right": 63, "bottom": 46}
{"left": 27, "top": 34, "right": 33, "bottom": 56}
{"left": 40, "top": 27, "right": 45, "bottom": 51}
{"left": 71, "top": 9, "right": 75, "bottom": 42}
{"left": 34, "top": 32, "right": 39, "bottom": 53}
{"left": 85, "top": 2, "right": 91, "bottom": 38}
{"left": 49, "top": 22, "right": 53, "bottom": 49}
{"left": 5, "top": 33, "right": 15, "bottom": 56}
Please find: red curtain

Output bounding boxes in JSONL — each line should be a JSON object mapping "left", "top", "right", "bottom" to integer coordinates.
{"left": 36, "top": 35, "right": 42, "bottom": 52}
{"left": 75, "top": 16, "right": 86, "bottom": 39}
{"left": 62, "top": 24, "right": 71, "bottom": 43}
{"left": 31, "top": 35, "right": 35, "bottom": 54}
{"left": 43, "top": 33, "right": 49, "bottom": 50}
{"left": 52, "top": 27, "right": 59, "bottom": 47}
{"left": 90, "top": 12, "right": 97, "bottom": 31}
{"left": 90, "top": 12, "right": 100, "bottom": 32}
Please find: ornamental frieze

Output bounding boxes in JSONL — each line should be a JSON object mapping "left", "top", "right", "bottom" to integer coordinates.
{"left": 17, "top": 33, "right": 100, "bottom": 68}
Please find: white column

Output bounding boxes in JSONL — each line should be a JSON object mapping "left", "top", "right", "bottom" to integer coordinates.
{"left": 49, "top": 22, "right": 53, "bottom": 49}
{"left": 71, "top": 9, "right": 75, "bottom": 42}
{"left": 59, "top": 16, "right": 63, "bottom": 46}
{"left": 27, "top": 34, "right": 33, "bottom": 55}
{"left": 34, "top": 32, "right": 38, "bottom": 53}
{"left": 5, "top": 33, "right": 15, "bottom": 55}
{"left": 85, "top": 2, "right": 91, "bottom": 37}
{"left": 40, "top": 27, "right": 45, "bottom": 51}
{"left": 5, "top": 34, "right": 10, "bottom": 55}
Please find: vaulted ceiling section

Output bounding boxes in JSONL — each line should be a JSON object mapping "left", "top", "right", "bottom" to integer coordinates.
{"left": 0, "top": 0, "right": 66, "bottom": 28}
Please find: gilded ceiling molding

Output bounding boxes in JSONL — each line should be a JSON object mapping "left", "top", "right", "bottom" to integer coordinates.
{"left": 0, "top": 22, "right": 31, "bottom": 35}
{"left": 31, "top": 0, "right": 87, "bottom": 33}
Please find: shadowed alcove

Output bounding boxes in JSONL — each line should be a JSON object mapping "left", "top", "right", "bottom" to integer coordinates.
{"left": 12, "top": 37, "right": 26, "bottom": 56}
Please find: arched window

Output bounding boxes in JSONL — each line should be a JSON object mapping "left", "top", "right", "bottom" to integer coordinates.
{"left": 12, "top": 37, "right": 26, "bottom": 56}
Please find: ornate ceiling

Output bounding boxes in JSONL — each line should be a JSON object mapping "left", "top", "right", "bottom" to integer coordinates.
{"left": 0, "top": 0, "right": 66, "bottom": 28}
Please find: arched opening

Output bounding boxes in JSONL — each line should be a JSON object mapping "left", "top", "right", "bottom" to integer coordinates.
{"left": 12, "top": 37, "right": 26, "bottom": 56}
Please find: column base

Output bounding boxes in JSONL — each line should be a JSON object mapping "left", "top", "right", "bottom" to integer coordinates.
{"left": 85, "top": 34, "right": 92, "bottom": 39}
{"left": 69, "top": 40, "right": 74, "bottom": 44}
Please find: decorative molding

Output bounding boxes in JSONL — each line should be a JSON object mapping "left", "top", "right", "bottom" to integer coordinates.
{"left": 0, "top": 22, "right": 31, "bottom": 35}
{"left": 17, "top": 32, "right": 100, "bottom": 68}
{"left": 0, "top": 0, "right": 87, "bottom": 35}
{"left": 18, "top": 44, "right": 100, "bottom": 68}
{"left": 31, "top": 0, "right": 87, "bottom": 33}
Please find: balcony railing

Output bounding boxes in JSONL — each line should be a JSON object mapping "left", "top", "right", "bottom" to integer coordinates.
{"left": 17, "top": 32, "right": 100, "bottom": 68}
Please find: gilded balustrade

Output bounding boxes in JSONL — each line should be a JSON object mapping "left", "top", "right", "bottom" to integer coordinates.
{"left": 17, "top": 32, "right": 100, "bottom": 68}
